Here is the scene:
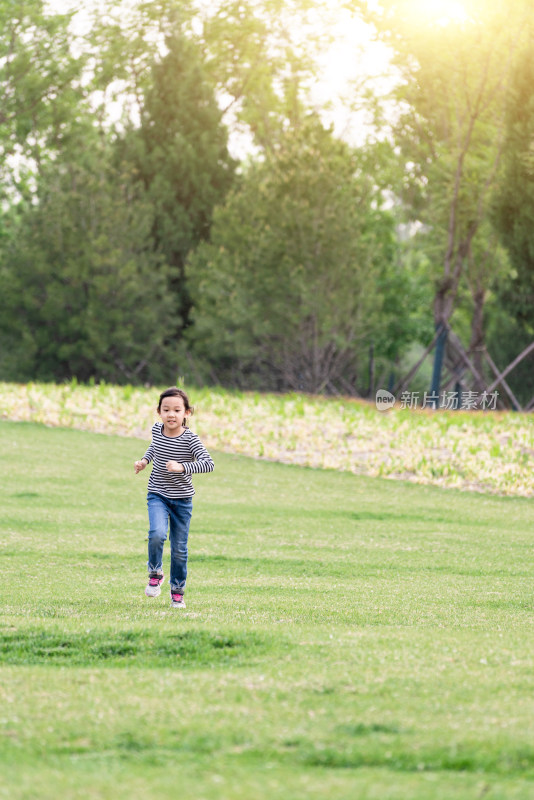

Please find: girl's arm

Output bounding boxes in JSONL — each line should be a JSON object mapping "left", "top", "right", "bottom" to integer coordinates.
{"left": 166, "top": 433, "right": 214, "bottom": 475}
{"left": 134, "top": 440, "right": 155, "bottom": 473}
{"left": 182, "top": 433, "right": 214, "bottom": 474}
{"left": 142, "top": 442, "right": 155, "bottom": 464}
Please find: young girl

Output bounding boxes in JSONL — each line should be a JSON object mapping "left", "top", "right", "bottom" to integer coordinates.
{"left": 134, "top": 387, "right": 214, "bottom": 608}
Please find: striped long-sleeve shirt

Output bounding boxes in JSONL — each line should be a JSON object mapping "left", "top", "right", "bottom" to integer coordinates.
{"left": 142, "top": 423, "right": 214, "bottom": 499}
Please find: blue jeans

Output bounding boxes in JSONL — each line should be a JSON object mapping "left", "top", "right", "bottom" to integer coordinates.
{"left": 147, "top": 492, "right": 193, "bottom": 594}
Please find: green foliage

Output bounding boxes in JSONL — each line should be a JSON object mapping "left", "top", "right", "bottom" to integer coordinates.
{"left": 89, "top": 0, "right": 323, "bottom": 149}
{"left": 4, "top": 0, "right": 533, "bottom": 397}
{"left": 0, "top": 0, "right": 85, "bottom": 189}
{"left": 116, "top": 32, "right": 236, "bottom": 331}
{"left": 492, "top": 39, "right": 534, "bottom": 315}
{"left": 355, "top": 0, "right": 534, "bottom": 398}
{"left": 0, "top": 128, "right": 176, "bottom": 384}
{"left": 187, "top": 119, "right": 415, "bottom": 393}
{"left": 199, "top": 0, "right": 325, "bottom": 149}
{"left": 0, "top": 0, "right": 435, "bottom": 393}
{"left": 486, "top": 32, "right": 534, "bottom": 404}
{"left": 383, "top": 7, "right": 511, "bottom": 272}
{"left": 0, "top": 12, "right": 237, "bottom": 384}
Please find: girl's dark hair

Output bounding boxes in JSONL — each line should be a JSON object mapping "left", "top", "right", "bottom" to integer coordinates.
{"left": 157, "top": 387, "right": 194, "bottom": 424}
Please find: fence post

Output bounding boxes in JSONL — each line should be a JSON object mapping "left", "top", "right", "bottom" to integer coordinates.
{"left": 429, "top": 324, "right": 448, "bottom": 408}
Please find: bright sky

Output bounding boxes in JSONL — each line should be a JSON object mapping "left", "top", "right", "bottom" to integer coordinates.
{"left": 309, "top": 0, "right": 473, "bottom": 145}
{"left": 308, "top": 8, "right": 394, "bottom": 146}
{"left": 403, "top": 0, "right": 469, "bottom": 25}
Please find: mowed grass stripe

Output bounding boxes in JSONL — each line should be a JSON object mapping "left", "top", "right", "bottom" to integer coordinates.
{"left": 1, "top": 421, "right": 534, "bottom": 799}
{"left": 0, "top": 628, "right": 271, "bottom": 667}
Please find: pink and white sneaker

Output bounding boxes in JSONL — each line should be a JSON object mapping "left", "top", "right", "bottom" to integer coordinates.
{"left": 145, "top": 573, "right": 165, "bottom": 597}
{"left": 171, "top": 592, "right": 186, "bottom": 608}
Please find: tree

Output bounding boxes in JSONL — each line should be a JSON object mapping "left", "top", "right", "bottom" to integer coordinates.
{"left": 2, "top": 0, "right": 330, "bottom": 385}
{"left": 490, "top": 34, "right": 534, "bottom": 404}
{"left": 0, "top": 124, "right": 176, "bottom": 384}
{"left": 493, "top": 38, "right": 534, "bottom": 321}
{"left": 356, "top": 0, "right": 531, "bottom": 397}
{"left": 198, "top": 0, "right": 328, "bottom": 150}
{"left": 186, "top": 119, "right": 408, "bottom": 394}
{"left": 90, "top": 0, "right": 333, "bottom": 151}
{"left": 0, "top": 0, "right": 84, "bottom": 189}
{"left": 116, "top": 31, "right": 236, "bottom": 333}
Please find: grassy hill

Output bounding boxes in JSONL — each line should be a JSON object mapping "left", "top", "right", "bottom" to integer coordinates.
{"left": 1, "top": 421, "right": 534, "bottom": 799}
{"left": 1, "top": 381, "right": 534, "bottom": 496}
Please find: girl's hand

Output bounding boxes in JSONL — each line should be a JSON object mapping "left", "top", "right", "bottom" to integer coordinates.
{"left": 166, "top": 460, "right": 185, "bottom": 473}
{"left": 134, "top": 459, "right": 147, "bottom": 474}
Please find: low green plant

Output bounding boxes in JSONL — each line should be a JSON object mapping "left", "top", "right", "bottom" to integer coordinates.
{"left": 1, "top": 381, "right": 534, "bottom": 497}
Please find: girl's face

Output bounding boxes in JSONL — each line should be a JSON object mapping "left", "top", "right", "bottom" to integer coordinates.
{"left": 158, "top": 395, "right": 190, "bottom": 434}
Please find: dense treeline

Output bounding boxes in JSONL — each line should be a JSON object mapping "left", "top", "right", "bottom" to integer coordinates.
{"left": 0, "top": 0, "right": 533, "bottom": 401}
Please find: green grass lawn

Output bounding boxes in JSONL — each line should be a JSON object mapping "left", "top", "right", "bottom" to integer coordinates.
{"left": 1, "top": 420, "right": 534, "bottom": 800}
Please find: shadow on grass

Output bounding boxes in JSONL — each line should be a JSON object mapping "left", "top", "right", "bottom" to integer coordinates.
{"left": 0, "top": 628, "right": 271, "bottom": 668}
{"left": 298, "top": 743, "right": 534, "bottom": 776}
{"left": 192, "top": 553, "right": 354, "bottom": 579}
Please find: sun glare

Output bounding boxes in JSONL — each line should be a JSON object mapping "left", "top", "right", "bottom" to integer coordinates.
{"left": 410, "top": 0, "right": 469, "bottom": 26}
